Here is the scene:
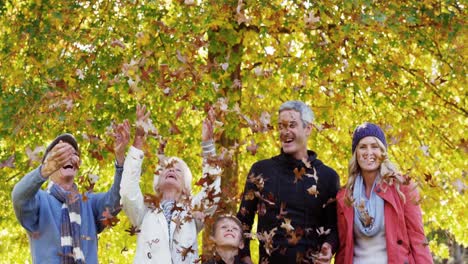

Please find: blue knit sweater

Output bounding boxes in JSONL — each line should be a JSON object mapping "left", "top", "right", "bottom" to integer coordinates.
{"left": 12, "top": 165, "right": 123, "bottom": 264}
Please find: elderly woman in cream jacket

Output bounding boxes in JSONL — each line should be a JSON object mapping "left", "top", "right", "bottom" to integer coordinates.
{"left": 120, "top": 105, "right": 221, "bottom": 264}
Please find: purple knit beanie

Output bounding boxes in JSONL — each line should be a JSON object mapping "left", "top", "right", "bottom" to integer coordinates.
{"left": 351, "top": 123, "right": 387, "bottom": 153}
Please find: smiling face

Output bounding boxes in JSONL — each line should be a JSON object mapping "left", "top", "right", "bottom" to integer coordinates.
{"left": 211, "top": 218, "right": 244, "bottom": 249}
{"left": 278, "top": 109, "right": 311, "bottom": 160}
{"left": 355, "top": 136, "right": 383, "bottom": 175}
{"left": 49, "top": 143, "right": 81, "bottom": 188}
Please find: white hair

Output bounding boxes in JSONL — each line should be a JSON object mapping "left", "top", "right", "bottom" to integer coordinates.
{"left": 279, "top": 100, "right": 314, "bottom": 126}
{"left": 153, "top": 157, "right": 192, "bottom": 195}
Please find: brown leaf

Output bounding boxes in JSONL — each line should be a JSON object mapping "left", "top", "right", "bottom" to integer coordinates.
{"left": 280, "top": 218, "right": 294, "bottom": 232}
{"left": 276, "top": 202, "right": 288, "bottom": 220}
{"left": 100, "top": 207, "right": 120, "bottom": 228}
{"left": 247, "top": 172, "right": 265, "bottom": 190}
{"left": 169, "top": 121, "right": 181, "bottom": 135}
{"left": 125, "top": 225, "right": 141, "bottom": 236}
{"left": 179, "top": 246, "right": 195, "bottom": 261}
{"left": 144, "top": 193, "right": 162, "bottom": 210}
{"left": 0, "top": 155, "right": 15, "bottom": 169}
{"left": 246, "top": 139, "right": 258, "bottom": 155}
{"left": 306, "top": 185, "right": 319, "bottom": 197}
{"left": 293, "top": 167, "right": 305, "bottom": 183}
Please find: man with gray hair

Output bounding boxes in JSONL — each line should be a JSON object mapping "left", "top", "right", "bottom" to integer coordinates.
{"left": 237, "top": 100, "right": 339, "bottom": 264}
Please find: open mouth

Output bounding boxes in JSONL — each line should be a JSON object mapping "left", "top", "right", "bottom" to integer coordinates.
{"left": 165, "top": 174, "right": 177, "bottom": 180}
{"left": 224, "top": 233, "right": 235, "bottom": 238}
{"left": 63, "top": 164, "right": 74, "bottom": 170}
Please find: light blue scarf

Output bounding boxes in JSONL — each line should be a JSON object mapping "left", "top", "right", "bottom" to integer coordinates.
{"left": 353, "top": 174, "right": 385, "bottom": 237}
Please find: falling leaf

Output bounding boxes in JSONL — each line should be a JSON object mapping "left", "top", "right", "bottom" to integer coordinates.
{"left": 120, "top": 246, "right": 128, "bottom": 254}
{"left": 355, "top": 200, "right": 373, "bottom": 227}
{"left": 293, "top": 167, "right": 305, "bottom": 183}
{"left": 286, "top": 229, "right": 302, "bottom": 246}
{"left": 100, "top": 207, "right": 120, "bottom": 228}
{"left": 316, "top": 226, "right": 331, "bottom": 236}
{"left": 144, "top": 193, "right": 162, "bottom": 210}
{"left": 255, "top": 191, "right": 275, "bottom": 206}
{"left": 125, "top": 225, "right": 141, "bottom": 236}
{"left": 221, "top": 62, "right": 229, "bottom": 71}
{"left": 76, "top": 69, "right": 85, "bottom": 80}
{"left": 280, "top": 218, "right": 294, "bottom": 232}
{"left": 26, "top": 146, "right": 45, "bottom": 167}
{"left": 172, "top": 216, "right": 184, "bottom": 231}
{"left": 169, "top": 121, "right": 181, "bottom": 135}
{"left": 176, "top": 50, "right": 187, "bottom": 63}
{"left": 184, "top": 0, "right": 195, "bottom": 6}
{"left": 111, "top": 39, "right": 126, "bottom": 49}
{"left": 175, "top": 106, "right": 185, "bottom": 120}
{"left": 257, "top": 227, "right": 278, "bottom": 255}
{"left": 276, "top": 202, "right": 288, "bottom": 220}
{"left": 0, "top": 155, "right": 15, "bottom": 169}
{"left": 307, "top": 185, "right": 319, "bottom": 197}
{"left": 247, "top": 173, "right": 265, "bottom": 190}
{"left": 171, "top": 204, "right": 184, "bottom": 213}
{"left": 136, "top": 117, "right": 158, "bottom": 135}
{"left": 246, "top": 139, "right": 258, "bottom": 155}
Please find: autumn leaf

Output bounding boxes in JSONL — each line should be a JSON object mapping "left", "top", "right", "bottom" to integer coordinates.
{"left": 276, "top": 202, "right": 288, "bottom": 220}
{"left": 25, "top": 146, "right": 45, "bottom": 167}
{"left": 286, "top": 229, "right": 302, "bottom": 246}
{"left": 355, "top": 200, "right": 373, "bottom": 228}
{"left": 172, "top": 216, "right": 184, "bottom": 231}
{"left": 316, "top": 226, "right": 331, "bottom": 236}
{"left": 169, "top": 121, "right": 181, "bottom": 135}
{"left": 172, "top": 203, "right": 185, "bottom": 213}
{"left": 306, "top": 185, "right": 319, "bottom": 197}
{"left": 280, "top": 218, "right": 294, "bottom": 232}
{"left": 247, "top": 172, "right": 265, "bottom": 190}
{"left": 125, "top": 225, "right": 141, "bottom": 236}
{"left": 120, "top": 246, "right": 128, "bottom": 254}
{"left": 257, "top": 227, "right": 278, "bottom": 256}
{"left": 100, "top": 207, "right": 120, "bottom": 228}
{"left": 293, "top": 167, "right": 305, "bottom": 183}
{"left": 0, "top": 155, "right": 15, "bottom": 169}
{"left": 144, "top": 193, "right": 162, "bottom": 210}
{"left": 178, "top": 245, "right": 196, "bottom": 261}
{"left": 255, "top": 191, "right": 275, "bottom": 206}
{"left": 246, "top": 139, "right": 258, "bottom": 155}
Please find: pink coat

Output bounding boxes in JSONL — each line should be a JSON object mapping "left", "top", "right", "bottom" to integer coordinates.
{"left": 335, "top": 182, "right": 433, "bottom": 264}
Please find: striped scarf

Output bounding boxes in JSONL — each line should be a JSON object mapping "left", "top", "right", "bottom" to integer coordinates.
{"left": 48, "top": 182, "right": 85, "bottom": 264}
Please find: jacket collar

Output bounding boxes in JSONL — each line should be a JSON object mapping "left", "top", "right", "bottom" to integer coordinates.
{"left": 375, "top": 182, "right": 399, "bottom": 213}
{"left": 276, "top": 149, "right": 321, "bottom": 168}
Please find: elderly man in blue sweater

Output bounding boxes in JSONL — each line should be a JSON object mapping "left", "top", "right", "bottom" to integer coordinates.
{"left": 12, "top": 121, "right": 130, "bottom": 264}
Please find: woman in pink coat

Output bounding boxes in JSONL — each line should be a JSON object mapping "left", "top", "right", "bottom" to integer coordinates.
{"left": 336, "top": 123, "right": 433, "bottom": 264}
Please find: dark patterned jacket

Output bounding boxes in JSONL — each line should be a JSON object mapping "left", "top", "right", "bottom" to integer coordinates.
{"left": 236, "top": 150, "right": 340, "bottom": 263}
